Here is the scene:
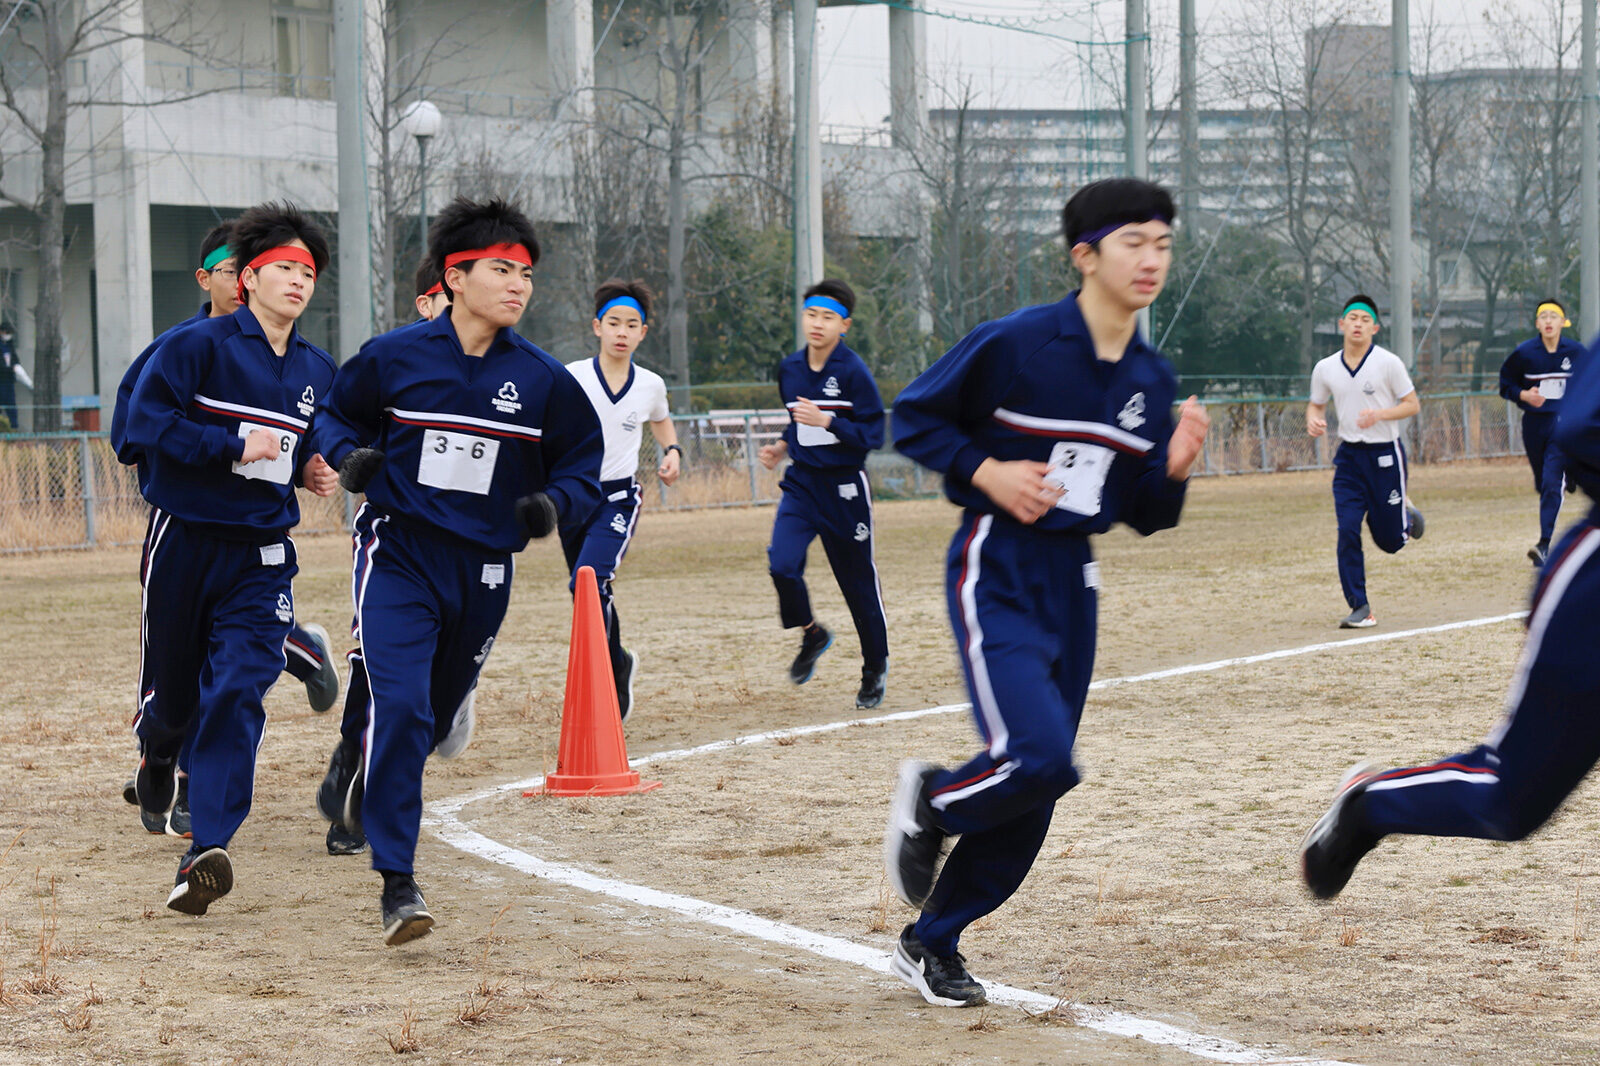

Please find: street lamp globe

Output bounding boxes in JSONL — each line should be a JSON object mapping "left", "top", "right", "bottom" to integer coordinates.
{"left": 400, "top": 99, "right": 442, "bottom": 143}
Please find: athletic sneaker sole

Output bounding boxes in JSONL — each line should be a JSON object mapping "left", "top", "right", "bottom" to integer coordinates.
{"left": 166, "top": 848, "right": 233, "bottom": 916}
{"left": 383, "top": 910, "right": 435, "bottom": 946}
{"left": 889, "top": 942, "right": 986, "bottom": 1007}
{"left": 883, "top": 760, "right": 939, "bottom": 908}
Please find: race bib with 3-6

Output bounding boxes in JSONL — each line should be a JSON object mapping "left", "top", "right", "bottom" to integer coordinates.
{"left": 1044, "top": 441, "right": 1114, "bottom": 517}
{"left": 232, "top": 422, "right": 296, "bottom": 485}
{"left": 417, "top": 430, "right": 500, "bottom": 495}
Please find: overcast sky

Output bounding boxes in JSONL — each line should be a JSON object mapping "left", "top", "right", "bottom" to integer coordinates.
{"left": 818, "top": 0, "right": 1548, "bottom": 128}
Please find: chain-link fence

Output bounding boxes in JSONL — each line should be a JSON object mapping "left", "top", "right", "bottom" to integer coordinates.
{"left": 0, "top": 393, "right": 1529, "bottom": 553}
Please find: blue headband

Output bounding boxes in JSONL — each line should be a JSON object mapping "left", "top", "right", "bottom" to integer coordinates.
{"left": 597, "top": 295, "right": 646, "bottom": 323}
{"left": 1071, "top": 214, "right": 1172, "bottom": 248}
{"left": 803, "top": 295, "right": 851, "bottom": 319}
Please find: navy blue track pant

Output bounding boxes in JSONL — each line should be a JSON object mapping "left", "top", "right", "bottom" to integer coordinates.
{"left": 560, "top": 476, "right": 642, "bottom": 672}
{"left": 914, "top": 513, "right": 1097, "bottom": 957}
{"left": 350, "top": 504, "right": 510, "bottom": 875}
{"left": 1357, "top": 518, "right": 1600, "bottom": 842}
{"left": 767, "top": 463, "right": 888, "bottom": 667}
{"left": 1333, "top": 440, "right": 1411, "bottom": 609}
{"left": 1522, "top": 414, "right": 1568, "bottom": 544}
{"left": 135, "top": 508, "right": 294, "bottom": 849}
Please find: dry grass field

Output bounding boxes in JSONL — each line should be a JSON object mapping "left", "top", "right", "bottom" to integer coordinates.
{"left": 2, "top": 458, "right": 1596, "bottom": 1064}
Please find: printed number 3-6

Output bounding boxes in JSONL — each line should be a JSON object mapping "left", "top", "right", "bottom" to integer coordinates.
{"left": 433, "top": 435, "right": 487, "bottom": 459}
{"left": 279, "top": 435, "right": 292, "bottom": 455}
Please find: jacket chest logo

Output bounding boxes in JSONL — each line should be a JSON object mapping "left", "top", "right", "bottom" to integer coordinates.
{"left": 493, "top": 381, "right": 522, "bottom": 415}
{"left": 822, "top": 375, "right": 841, "bottom": 398}
{"left": 1562, "top": 357, "right": 1572, "bottom": 371}
{"left": 1116, "top": 392, "right": 1146, "bottom": 431}
{"left": 297, "top": 385, "right": 316, "bottom": 418}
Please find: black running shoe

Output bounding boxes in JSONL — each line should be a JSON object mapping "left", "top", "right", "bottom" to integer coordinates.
{"left": 166, "top": 775, "right": 192, "bottom": 839}
{"left": 890, "top": 924, "right": 986, "bottom": 1007}
{"left": 300, "top": 623, "right": 341, "bottom": 714}
{"left": 122, "top": 777, "right": 137, "bottom": 805}
{"left": 615, "top": 648, "right": 638, "bottom": 723}
{"left": 883, "top": 760, "right": 946, "bottom": 908}
{"left": 1406, "top": 504, "right": 1425, "bottom": 540}
{"left": 380, "top": 873, "right": 434, "bottom": 946}
{"left": 788, "top": 624, "right": 833, "bottom": 684}
{"left": 1301, "top": 763, "right": 1386, "bottom": 900}
{"left": 1529, "top": 543, "right": 1549, "bottom": 567}
{"left": 856, "top": 662, "right": 887, "bottom": 710}
{"left": 135, "top": 751, "right": 178, "bottom": 833}
{"left": 316, "top": 740, "right": 362, "bottom": 831}
{"left": 167, "top": 845, "right": 233, "bottom": 915}
{"left": 326, "top": 820, "right": 368, "bottom": 856}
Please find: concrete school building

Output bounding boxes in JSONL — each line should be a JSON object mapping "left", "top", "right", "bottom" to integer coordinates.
{"left": 0, "top": 0, "right": 928, "bottom": 430}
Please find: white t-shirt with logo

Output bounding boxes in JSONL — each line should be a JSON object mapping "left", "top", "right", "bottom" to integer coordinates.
{"left": 1309, "top": 344, "right": 1415, "bottom": 444}
{"left": 566, "top": 357, "right": 670, "bottom": 482}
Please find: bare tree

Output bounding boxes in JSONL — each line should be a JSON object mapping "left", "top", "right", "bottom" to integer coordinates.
{"left": 1221, "top": 0, "right": 1383, "bottom": 367}
{"left": 0, "top": 0, "right": 220, "bottom": 422}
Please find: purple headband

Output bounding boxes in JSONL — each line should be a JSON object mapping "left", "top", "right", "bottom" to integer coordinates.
{"left": 1072, "top": 214, "right": 1172, "bottom": 248}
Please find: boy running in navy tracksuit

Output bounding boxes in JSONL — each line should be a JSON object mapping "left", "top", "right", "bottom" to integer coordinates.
{"left": 113, "top": 220, "right": 340, "bottom": 838}
{"left": 880, "top": 179, "right": 1210, "bottom": 1006}
{"left": 759, "top": 280, "right": 890, "bottom": 709}
{"left": 1499, "top": 299, "right": 1585, "bottom": 566}
{"left": 311, "top": 198, "right": 602, "bottom": 945}
{"left": 318, "top": 257, "right": 452, "bottom": 859}
{"left": 562, "top": 279, "right": 682, "bottom": 720}
{"left": 1303, "top": 330, "right": 1600, "bottom": 899}
{"left": 125, "top": 203, "right": 340, "bottom": 915}
{"left": 1306, "top": 296, "right": 1426, "bottom": 629}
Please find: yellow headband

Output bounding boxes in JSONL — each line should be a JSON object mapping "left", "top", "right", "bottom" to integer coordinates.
{"left": 1537, "top": 302, "right": 1571, "bottom": 328}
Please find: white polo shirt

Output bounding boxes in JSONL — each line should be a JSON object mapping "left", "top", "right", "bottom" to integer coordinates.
{"left": 566, "top": 357, "right": 671, "bottom": 482}
{"left": 1309, "top": 344, "right": 1415, "bottom": 444}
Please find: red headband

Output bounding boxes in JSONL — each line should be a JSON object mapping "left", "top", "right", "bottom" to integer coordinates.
{"left": 424, "top": 283, "right": 444, "bottom": 297}
{"left": 442, "top": 243, "right": 533, "bottom": 273}
{"left": 237, "top": 246, "right": 318, "bottom": 302}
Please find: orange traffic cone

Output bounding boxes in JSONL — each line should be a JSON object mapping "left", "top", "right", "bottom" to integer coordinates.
{"left": 536, "top": 566, "right": 661, "bottom": 797}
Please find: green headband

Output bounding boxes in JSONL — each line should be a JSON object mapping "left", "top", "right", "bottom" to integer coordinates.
{"left": 1343, "top": 301, "right": 1379, "bottom": 322}
{"left": 201, "top": 245, "right": 235, "bottom": 272}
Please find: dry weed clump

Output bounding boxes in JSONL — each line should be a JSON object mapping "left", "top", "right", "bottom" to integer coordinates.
{"left": 385, "top": 1008, "right": 421, "bottom": 1053}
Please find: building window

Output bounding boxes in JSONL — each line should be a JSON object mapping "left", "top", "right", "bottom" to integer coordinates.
{"left": 273, "top": 0, "right": 333, "bottom": 99}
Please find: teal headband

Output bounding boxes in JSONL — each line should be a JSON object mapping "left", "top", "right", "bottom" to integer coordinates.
{"left": 1343, "top": 301, "right": 1379, "bottom": 322}
{"left": 803, "top": 295, "right": 851, "bottom": 319}
{"left": 597, "top": 295, "right": 645, "bottom": 323}
{"left": 202, "top": 245, "right": 235, "bottom": 271}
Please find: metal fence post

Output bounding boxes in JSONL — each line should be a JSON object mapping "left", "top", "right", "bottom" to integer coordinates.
{"left": 1256, "top": 400, "right": 1269, "bottom": 471}
{"left": 1507, "top": 400, "right": 1516, "bottom": 452}
{"left": 1461, "top": 394, "right": 1471, "bottom": 457}
{"left": 745, "top": 414, "right": 758, "bottom": 503}
{"left": 79, "top": 433, "right": 97, "bottom": 545}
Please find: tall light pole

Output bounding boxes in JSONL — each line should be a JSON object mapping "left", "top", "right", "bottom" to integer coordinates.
{"left": 401, "top": 100, "right": 442, "bottom": 254}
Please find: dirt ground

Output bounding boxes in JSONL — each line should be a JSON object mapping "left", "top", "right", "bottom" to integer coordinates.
{"left": 3, "top": 459, "right": 1597, "bottom": 1064}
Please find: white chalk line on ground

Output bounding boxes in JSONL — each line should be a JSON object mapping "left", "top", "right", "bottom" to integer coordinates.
{"left": 426, "top": 610, "right": 1527, "bottom": 1065}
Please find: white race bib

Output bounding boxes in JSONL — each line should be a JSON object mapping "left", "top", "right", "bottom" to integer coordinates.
{"left": 797, "top": 421, "right": 839, "bottom": 447}
{"left": 418, "top": 430, "right": 500, "bottom": 495}
{"left": 1044, "top": 441, "right": 1113, "bottom": 517}
{"left": 232, "top": 422, "right": 296, "bottom": 485}
{"left": 1539, "top": 377, "right": 1567, "bottom": 400}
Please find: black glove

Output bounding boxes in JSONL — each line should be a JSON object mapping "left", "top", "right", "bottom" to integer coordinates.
{"left": 338, "top": 448, "right": 386, "bottom": 493}
{"left": 516, "top": 492, "right": 560, "bottom": 539}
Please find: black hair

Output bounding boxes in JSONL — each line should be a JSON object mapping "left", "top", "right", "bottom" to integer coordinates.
{"left": 0, "top": 321, "right": 12, "bottom": 334}
{"left": 198, "top": 220, "right": 237, "bottom": 268}
{"left": 1062, "top": 178, "right": 1177, "bottom": 247}
{"left": 231, "top": 202, "right": 331, "bottom": 305}
{"left": 802, "top": 278, "right": 855, "bottom": 317}
{"left": 414, "top": 257, "right": 449, "bottom": 301}
{"left": 1342, "top": 294, "right": 1381, "bottom": 318}
{"left": 427, "top": 197, "right": 541, "bottom": 280}
{"left": 593, "top": 278, "right": 654, "bottom": 321}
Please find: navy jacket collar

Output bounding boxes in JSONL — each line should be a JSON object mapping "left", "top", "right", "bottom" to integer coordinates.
{"left": 1057, "top": 290, "right": 1153, "bottom": 361}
